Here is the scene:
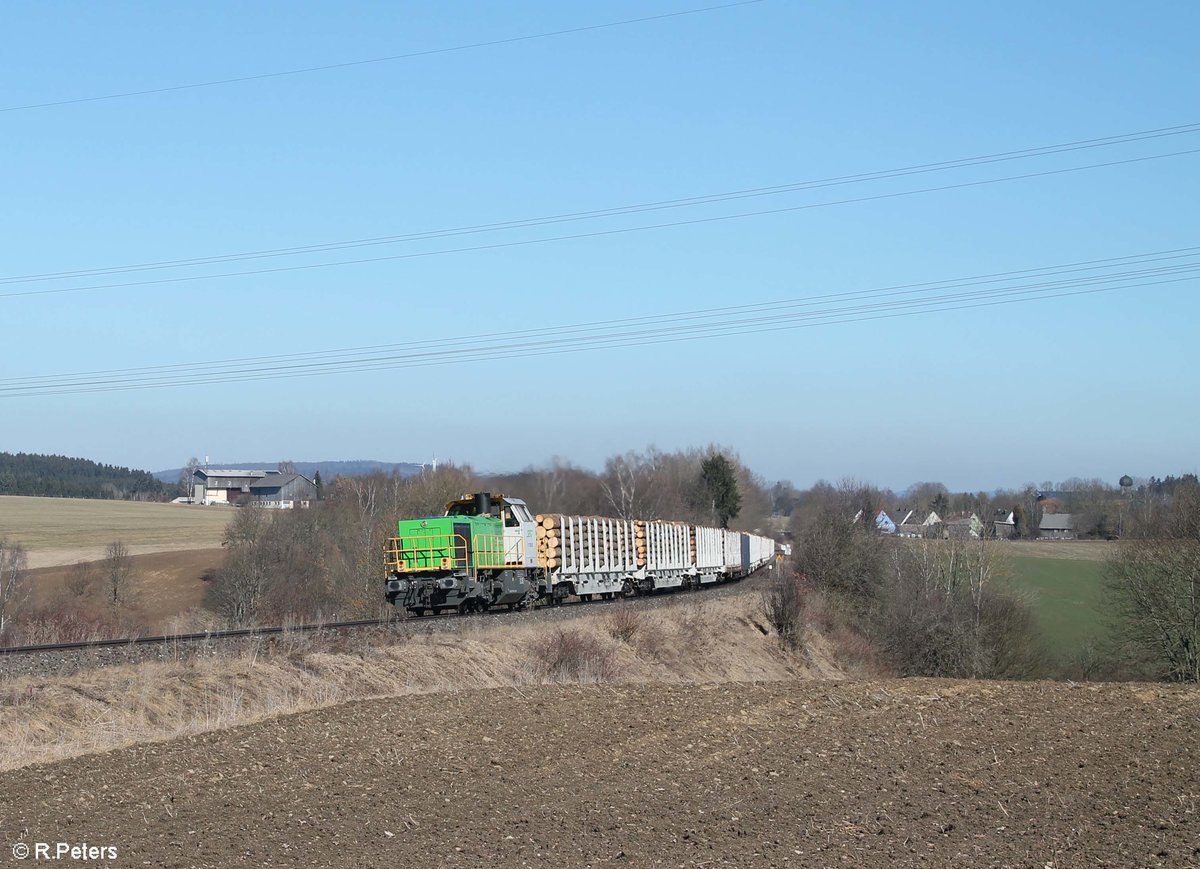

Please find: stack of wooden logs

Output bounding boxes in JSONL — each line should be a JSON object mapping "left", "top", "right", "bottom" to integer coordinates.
{"left": 535, "top": 514, "right": 563, "bottom": 569}
{"left": 535, "top": 514, "right": 643, "bottom": 570}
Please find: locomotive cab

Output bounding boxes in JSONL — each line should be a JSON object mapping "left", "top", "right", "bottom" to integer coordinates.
{"left": 444, "top": 492, "right": 538, "bottom": 569}
{"left": 384, "top": 492, "right": 541, "bottom": 616}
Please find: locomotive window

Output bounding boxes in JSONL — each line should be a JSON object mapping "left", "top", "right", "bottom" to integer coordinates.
{"left": 502, "top": 508, "right": 520, "bottom": 528}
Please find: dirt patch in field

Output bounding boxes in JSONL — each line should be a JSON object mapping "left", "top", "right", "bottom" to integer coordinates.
{"left": 0, "top": 679, "right": 1195, "bottom": 867}
{"left": 24, "top": 548, "right": 224, "bottom": 629}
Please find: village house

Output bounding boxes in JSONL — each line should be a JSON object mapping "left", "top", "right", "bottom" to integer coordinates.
{"left": 1039, "top": 512, "right": 1076, "bottom": 540}
{"left": 893, "top": 509, "right": 942, "bottom": 538}
{"left": 943, "top": 512, "right": 984, "bottom": 539}
{"left": 992, "top": 509, "right": 1017, "bottom": 538}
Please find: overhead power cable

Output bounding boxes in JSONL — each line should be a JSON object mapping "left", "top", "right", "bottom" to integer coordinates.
{"left": 3, "top": 246, "right": 1194, "bottom": 397}
{"left": 1, "top": 1, "right": 762, "bottom": 113}
{"left": 3, "top": 146, "right": 1198, "bottom": 302}
{"left": 4, "top": 244, "right": 1195, "bottom": 385}
{"left": 2, "top": 121, "right": 1198, "bottom": 292}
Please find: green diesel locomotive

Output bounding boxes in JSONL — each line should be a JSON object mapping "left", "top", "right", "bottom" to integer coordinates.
{"left": 383, "top": 492, "right": 543, "bottom": 615}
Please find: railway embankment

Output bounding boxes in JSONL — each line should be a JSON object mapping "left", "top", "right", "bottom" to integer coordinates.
{"left": 0, "top": 584, "right": 839, "bottom": 771}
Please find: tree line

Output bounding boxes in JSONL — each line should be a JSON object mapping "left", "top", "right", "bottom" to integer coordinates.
{"left": 204, "top": 447, "right": 764, "bottom": 627}
{"left": 766, "top": 481, "right": 1047, "bottom": 680}
{"left": 0, "top": 452, "right": 169, "bottom": 501}
{"left": 761, "top": 474, "right": 1200, "bottom": 683}
{"left": 771, "top": 473, "right": 1200, "bottom": 540}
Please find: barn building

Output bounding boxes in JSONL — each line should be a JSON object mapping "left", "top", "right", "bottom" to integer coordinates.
{"left": 247, "top": 472, "right": 317, "bottom": 508}
{"left": 192, "top": 469, "right": 316, "bottom": 508}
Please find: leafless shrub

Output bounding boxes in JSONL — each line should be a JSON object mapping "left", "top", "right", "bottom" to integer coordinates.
{"left": 632, "top": 620, "right": 667, "bottom": 661}
{"left": 674, "top": 603, "right": 711, "bottom": 654}
{"left": 762, "top": 567, "right": 807, "bottom": 650}
{"left": 605, "top": 603, "right": 644, "bottom": 643}
{"left": 64, "top": 561, "right": 98, "bottom": 599}
{"left": 828, "top": 621, "right": 887, "bottom": 676}
{"left": 5, "top": 601, "right": 132, "bottom": 646}
{"left": 802, "top": 590, "right": 838, "bottom": 634}
{"left": 528, "top": 627, "right": 619, "bottom": 683}
{"left": 1105, "top": 518, "right": 1200, "bottom": 683}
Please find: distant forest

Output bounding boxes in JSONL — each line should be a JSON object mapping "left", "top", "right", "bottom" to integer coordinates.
{"left": 152, "top": 460, "right": 424, "bottom": 483}
{"left": 0, "top": 452, "right": 168, "bottom": 500}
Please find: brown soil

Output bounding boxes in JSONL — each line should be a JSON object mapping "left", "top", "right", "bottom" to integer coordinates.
{"left": 1, "top": 679, "right": 1195, "bottom": 867}
{"left": 25, "top": 548, "right": 224, "bottom": 629}
{"left": 0, "top": 593, "right": 828, "bottom": 770}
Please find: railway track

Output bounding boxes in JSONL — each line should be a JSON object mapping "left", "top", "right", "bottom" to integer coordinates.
{"left": 0, "top": 616, "right": 397, "bottom": 657}
{"left": 0, "top": 568, "right": 772, "bottom": 677}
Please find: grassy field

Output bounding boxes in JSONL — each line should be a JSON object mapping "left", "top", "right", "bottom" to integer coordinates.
{"left": 1006, "top": 554, "right": 1108, "bottom": 656}
{"left": 999, "top": 538, "right": 1118, "bottom": 561}
{"left": 898, "top": 539, "right": 1113, "bottom": 659}
{"left": 0, "top": 495, "right": 232, "bottom": 568}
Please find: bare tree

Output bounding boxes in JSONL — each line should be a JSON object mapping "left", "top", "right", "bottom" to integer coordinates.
{"left": 0, "top": 538, "right": 29, "bottom": 637}
{"left": 104, "top": 540, "right": 135, "bottom": 611}
{"left": 599, "top": 452, "right": 650, "bottom": 520}
{"left": 879, "top": 536, "right": 1037, "bottom": 679}
{"left": 177, "top": 456, "right": 201, "bottom": 499}
{"left": 762, "top": 564, "right": 806, "bottom": 650}
{"left": 1105, "top": 483, "right": 1200, "bottom": 682}
{"left": 1014, "top": 485, "right": 1044, "bottom": 539}
{"left": 206, "top": 508, "right": 273, "bottom": 626}
{"left": 278, "top": 459, "right": 297, "bottom": 475}
{"left": 1106, "top": 539, "right": 1200, "bottom": 682}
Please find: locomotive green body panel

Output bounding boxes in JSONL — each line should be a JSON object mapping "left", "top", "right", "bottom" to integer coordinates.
{"left": 387, "top": 514, "right": 503, "bottom": 572}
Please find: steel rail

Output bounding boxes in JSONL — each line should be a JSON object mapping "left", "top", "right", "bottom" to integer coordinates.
{"left": 0, "top": 616, "right": 395, "bottom": 656}
{"left": 0, "top": 564, "right": 772, "bottom": 657}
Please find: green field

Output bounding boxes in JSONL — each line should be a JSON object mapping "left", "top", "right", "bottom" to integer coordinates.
{"left": 1007, "top": 555, "right": 1107, "bottom": 655}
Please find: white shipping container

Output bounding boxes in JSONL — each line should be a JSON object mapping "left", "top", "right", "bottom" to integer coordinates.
{"left": 750, "top": 534, "right": 773, "bottom": 568}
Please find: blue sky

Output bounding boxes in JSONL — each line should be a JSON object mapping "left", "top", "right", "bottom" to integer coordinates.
{"left": 2, "top": 1, "right": 1197, "bottom": 490}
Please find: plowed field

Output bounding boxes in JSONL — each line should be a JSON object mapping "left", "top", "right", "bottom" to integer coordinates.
{"left": 1, "top": 679, "right": 1196, "bottom": 867}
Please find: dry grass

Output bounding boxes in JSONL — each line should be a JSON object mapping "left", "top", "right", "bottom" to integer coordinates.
{"left": 528, "top": 628, "right": 621, "bottom": 683}
{"left": 897, "top": 536, "right": 1117, "bottom": 562}
{"left": 0, "top": 592, "right": 834, "bottom": 771}
{"left": 997, "top": 538, "right": 1118, "bottom": 561}
{"left": 0, "top": 496, "right": 232, "bottom": 569}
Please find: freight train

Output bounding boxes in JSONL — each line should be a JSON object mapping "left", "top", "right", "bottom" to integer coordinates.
{"left": 383, "top": 492, "right": 775, "bottom": 615}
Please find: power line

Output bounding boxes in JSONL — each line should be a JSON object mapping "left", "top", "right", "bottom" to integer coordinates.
{"left": 3, "top": 247, "right": 1194, "bottom": 396}
{"left": 1, "top": 1, "right": 763, "bottom": 113}
{"left": 3, "top": 121, "right": 1198, "bottom": 289}
{"left": 3, "top": 146, "right": 1198, "bottom": 302}
{"left": 5, "top": 244, "right": 1195, "bottom": 385}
